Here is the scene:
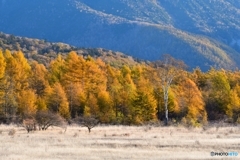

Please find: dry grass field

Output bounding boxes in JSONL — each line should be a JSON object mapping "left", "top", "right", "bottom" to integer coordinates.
{"left": 0, "top": 124, "right": 239, "bottom": 160}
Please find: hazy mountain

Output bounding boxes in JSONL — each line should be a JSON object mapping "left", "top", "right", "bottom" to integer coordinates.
{"left": 0, "top": 0, "right": 240, "bottom": 70}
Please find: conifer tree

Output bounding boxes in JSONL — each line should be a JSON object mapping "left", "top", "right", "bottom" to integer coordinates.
{"left": 63, "top": 51, "right": 83, "bottom": 84}
{"left": 48, "top": 55, "right": 65, "bottom": 85}
{"left": 207, "top": 69, "right": 231, "bottom": 120}
{"left": 176, "top": 77, "right": 207, "bottom": 126}
{"left": 0, "top": 50, "right": 6, "bottom": 115}
{"left": 2, "top": 50, "right": 18, "bottom": 117}
{"left": 105, "top": 65, "right": 122, "bottom": 120}
{"left": 118, "top": 65, "right": 136, "bottom": 124}
{"left": 97, "top": 90, "right": 114, "bottom": 123}
{"left": 47, "top": 83, "right": 70, "bottom": 119}
{"left": 17, "top": 89, "right": 37, "bottom": 117}
{"left": 131, "top": 65, "right": 157, "bottom": 124}
{"left": 12, "top": 51, "right": 31, "bottom": 91}
{"left": 29, "top": 61, "right": 49, "bottom": 97}
{"left": 0, "top": 50, "right": 5, "bottom": 79}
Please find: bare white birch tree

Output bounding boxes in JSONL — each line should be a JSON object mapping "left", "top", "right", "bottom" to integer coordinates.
{"left": 153, "top": 54, "right": 186, "bottom": 125}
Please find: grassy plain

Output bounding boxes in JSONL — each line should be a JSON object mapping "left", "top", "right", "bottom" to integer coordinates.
{"left": 0, "top": 124, "right": 239, "bottom": 160}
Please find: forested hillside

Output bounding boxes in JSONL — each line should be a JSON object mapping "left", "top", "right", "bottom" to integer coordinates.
{"left": 0, "top": 32, "right": 141, "bottom": 67}
{"left": 1, "top": 0, "right": 240, "bottom": 70}
{"left": 0, "top": 49, "right": 240, "bottom": 126}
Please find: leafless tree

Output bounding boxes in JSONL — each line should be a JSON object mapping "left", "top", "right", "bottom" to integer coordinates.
{"left": 74, "top": 116, "right": 99, "bottom": 133}
{"left": 22, "top": 118, "right": 37, "bottom": 133}
{"left": 152, "top": 54, "right": 186, "bottom": 125}
{"left": 35, "top": 111, "right": 66, "bottom": 131}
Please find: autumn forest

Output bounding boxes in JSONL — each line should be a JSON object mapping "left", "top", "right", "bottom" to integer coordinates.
{"left": 0, "top": 49, "right": 240, "bottom": 127}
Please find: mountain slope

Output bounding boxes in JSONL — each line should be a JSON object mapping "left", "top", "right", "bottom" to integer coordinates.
{"left": 0, "top": 0, "right": 240, "bottom": 70}
{"left": 0, "top": 32, "right": 141, "bottom": 67}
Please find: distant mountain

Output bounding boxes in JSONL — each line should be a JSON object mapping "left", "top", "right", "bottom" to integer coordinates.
{"left": 1, "top": 0, "right": 240, "bottom": 70}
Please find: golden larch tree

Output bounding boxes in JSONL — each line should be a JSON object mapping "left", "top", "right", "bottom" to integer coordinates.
{"left": 47, "top": 83, "right": 70, "bottom": 119}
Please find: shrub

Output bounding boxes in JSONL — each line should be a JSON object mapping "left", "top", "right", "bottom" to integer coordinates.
{"left": 36, "top": 111, "right": 66, "bottom": 130}
{"left": 8, "top": 129, "right": 16, "bottom": 136}
{"left": 23, "top": 118, "right": 37, "bottom": 133}
{"left": 74, "top": 116, "right": 99, "bottom": 133}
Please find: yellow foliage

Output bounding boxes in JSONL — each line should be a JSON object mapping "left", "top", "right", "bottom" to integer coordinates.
{"left": 48, "top": 83, "right": 70, "bottom": 119}
{"left": 36, "top": 97, "right": 47, "bottom": 111}
{"left": 0, "top": 50, "right": 6, "bottom": 79}
{"left": 176, "top": 78, "right": 207, "bottom": 125}
{"left": 85, "top": 94, "right": 99, "bottom": 117}
{"left": 17, "top": 89, "right": 37, "bottom": 116}
{"left": 97, "top": 91, "right": 114, "bottom": 122}
{"left": 48, "top": 54, "right": 65, "bottom": 84}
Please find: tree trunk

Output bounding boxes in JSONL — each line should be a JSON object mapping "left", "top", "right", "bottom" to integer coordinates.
{"left": 115, "top": 102, "right": 118, "bottom": 118}
{"left": 163, "top": 87, "right": 169, "bottom": 126}
{"left": 157, "top": 97, "right": 161, "bottom": 120}
{"left": 165, "top": 106, "right": 168, "bottom": 126}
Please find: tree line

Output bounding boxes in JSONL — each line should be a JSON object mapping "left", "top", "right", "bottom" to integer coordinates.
{"left": 0, "top": 49, "right": 239, "bottom": 126}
